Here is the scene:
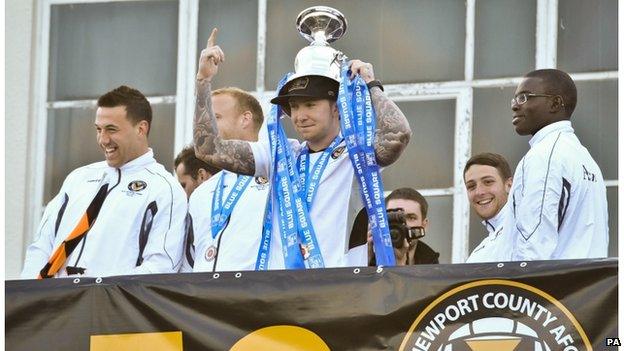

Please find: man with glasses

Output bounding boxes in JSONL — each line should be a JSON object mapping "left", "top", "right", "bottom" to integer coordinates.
{"left": 505, "top": 69, "right": 608, "bottom": 260}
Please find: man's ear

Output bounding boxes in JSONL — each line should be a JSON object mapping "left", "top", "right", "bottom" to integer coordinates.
{"left": 422, "top": 217, "right": 429, "bottom": 230}
{"left": 550, "top": 96, "right": 565, "bottom": 113}
{"left": 197, "top": 168, "right": 210, "bottom": 182}
{"left": 331, "top": 101, "right": 340, "bottom": 119}
{"left": 240, "top": 111, "right": 253, "bottom": 129}
{"left": 504, "top": 177, "right": 512, "bottom": 193}
{"left": 137, "top": 120, "right": 150, "bottom": 136}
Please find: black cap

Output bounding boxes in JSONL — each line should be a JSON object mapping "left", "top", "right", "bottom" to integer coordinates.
{"left": 270, "top": 75, "right": 339, "bottom": 114}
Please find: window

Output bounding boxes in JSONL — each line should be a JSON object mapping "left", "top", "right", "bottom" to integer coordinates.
{"left": 30, "top": 0, "right": 618, "bottom": 262}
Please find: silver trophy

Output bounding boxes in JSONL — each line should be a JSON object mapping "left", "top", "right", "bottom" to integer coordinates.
{"left": 289, "top": 6, "right": 348, "bottom": 83}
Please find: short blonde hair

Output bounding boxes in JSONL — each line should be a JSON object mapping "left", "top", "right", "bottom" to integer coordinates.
{"left": 212, "top": 87, "right": 264, "bottom": 131}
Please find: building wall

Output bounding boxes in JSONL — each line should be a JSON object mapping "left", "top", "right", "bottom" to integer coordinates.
{"left": 5, "top": 0, "right": 618, "bottom": 278}
{"left": 6, "top": 0, "right": 36, "bottom": 279}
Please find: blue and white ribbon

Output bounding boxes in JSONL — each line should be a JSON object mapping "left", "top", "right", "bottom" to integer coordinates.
{"left": 337, "top": 61, "right": 396, "bottom": 266}
{"left": 211, "top": 171, "right": 253, "bottom": 239}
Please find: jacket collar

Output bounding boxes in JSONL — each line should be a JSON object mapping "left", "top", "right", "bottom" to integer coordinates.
{"left": 482, "top": 203, "right": 509, "bottom": 234}
{"left": 529, "top": 120, "right": 573, "bottom": 148}
{"left": 115, "top": 148, "right": 155, "bottom": 172}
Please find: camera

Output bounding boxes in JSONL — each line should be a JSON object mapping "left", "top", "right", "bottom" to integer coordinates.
{"left": 387, "top": 208, "right": 425, "bottom": 249}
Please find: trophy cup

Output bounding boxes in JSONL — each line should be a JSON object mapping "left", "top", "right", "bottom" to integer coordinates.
{"left": 289, "top": 6, "right": 348, "bottom": 83}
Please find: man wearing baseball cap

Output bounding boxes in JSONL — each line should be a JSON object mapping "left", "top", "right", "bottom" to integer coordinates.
{"left": 193, "top": 28, "right": 411, "bottom": 269}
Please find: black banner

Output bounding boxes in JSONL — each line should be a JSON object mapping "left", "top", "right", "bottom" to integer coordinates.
{"left": 6, "top": 259, "right": 617, "bottom": 350}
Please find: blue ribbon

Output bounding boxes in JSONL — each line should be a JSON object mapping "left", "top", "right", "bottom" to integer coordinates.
{"left": 337, "top": 61, "right": 396, "bottom": 266}
{"left": 256, "top": 73, "right": 326, "bottom": 270}
{"left": 296, "top": 135, "right": 343, "bottom": 209}
{"left": 211, "top": 171, "right": 253, "bottom": 239}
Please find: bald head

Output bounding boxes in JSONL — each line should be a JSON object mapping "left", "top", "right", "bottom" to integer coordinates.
{"left": 524, "top": 69, "right": 577, "bottom": 117}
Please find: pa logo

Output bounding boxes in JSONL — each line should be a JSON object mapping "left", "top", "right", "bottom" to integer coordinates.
{"left": 606, "top": 337, "right": 621, "bottom": 346}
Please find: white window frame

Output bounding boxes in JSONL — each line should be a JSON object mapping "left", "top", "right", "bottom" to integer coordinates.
{"left": 27, "top": 0, "right": 618, "bottom": 263}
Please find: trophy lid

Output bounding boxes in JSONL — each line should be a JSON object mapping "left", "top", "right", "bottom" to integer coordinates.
{"left": 296, "top": 6, "right": 347, "bottom": 45}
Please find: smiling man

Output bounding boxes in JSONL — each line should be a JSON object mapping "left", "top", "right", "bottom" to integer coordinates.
{"left": 193, "top": 29, "right": 411, "bottom": 269}
{"left": 505, "top": 69, "right": 608, "bottom": 260}
{"left": 21, "top": 85, "right": 187, "bottom": 279}
{"left": 463, "top": 153, "right": 513, "bottom": 263}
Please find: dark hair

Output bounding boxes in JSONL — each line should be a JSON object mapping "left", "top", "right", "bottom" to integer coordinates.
{"left": 463, "top": 152, "right": 512, "bottom": 181}
{"left": 174, "top": 145, "right": 220, "bottom": 179}
{"left": 97, "top": 85, "right": 152, "bottom": 134}
{"left": 386, "top": 187, "right": 428, "bottom": 218}
{"left": 524, "top": 69, "right": 577, "bottom": 117}
{"left": 213, "top": 87, "right": 264, "bottom": 131}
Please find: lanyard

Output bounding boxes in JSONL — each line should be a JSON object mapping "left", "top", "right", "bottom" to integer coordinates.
{"left": 211, "top": 171, "right": 253, "bottom": 239}
{"left": 259, "top": 73, "right": 326, "bottom": 270}
{"left": 296, "top": 135, "right": 343, "bottom": 209}
{"left": 337, "top": 61, "right": 396, "bottom": 266}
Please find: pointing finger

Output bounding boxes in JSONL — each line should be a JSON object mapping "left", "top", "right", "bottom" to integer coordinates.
{"left": 207, "top": 28, "right": 218, "bottom": 48}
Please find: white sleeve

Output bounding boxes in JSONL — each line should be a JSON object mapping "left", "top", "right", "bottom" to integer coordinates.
{"left": 189, "top": 182, "right": 217, "bottom": 272}
{"left": 250, "top": 139, "right": 271, "bottom": 178}
{"left": 249, "top": 138, "right": 302, "bottom": 178}
{"left": 511, "top": 152, "right": 563, "bottom": 261}
{"left": 20, "top": 188, "right": 69, "bottom": 279}
{"left": 177, "top": 213, "right": 195, "bottom": 273}
{"left": 131, "top": 180, "right": 188, "bottom": 274}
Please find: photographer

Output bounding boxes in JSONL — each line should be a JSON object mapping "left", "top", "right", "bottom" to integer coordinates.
{"left": 366, "top": 188, "right": 440, "bottom": 266}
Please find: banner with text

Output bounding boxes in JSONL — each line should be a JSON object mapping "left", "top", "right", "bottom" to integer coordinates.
{"left": 6, "top": 259, "right": 617, "bottom": 350}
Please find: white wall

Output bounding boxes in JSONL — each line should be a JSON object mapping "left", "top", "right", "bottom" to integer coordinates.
{"left": 6, "top": 0, "right": 36, "bottom": 279}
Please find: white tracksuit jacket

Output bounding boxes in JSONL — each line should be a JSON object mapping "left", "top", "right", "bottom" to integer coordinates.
{"left": 505, "top": 121, "right": 609, "bottom": 260}
{"left": 466, "top": 205, "right": 513, "bottom": 263}
{"left": 190, "top": 170, "right": 270, "bottom": 272}
{"left": 21, "top": 150, "right": 188, "bottom": 278}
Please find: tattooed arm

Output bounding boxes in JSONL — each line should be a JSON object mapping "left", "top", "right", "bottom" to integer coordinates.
{"left": 349, "top": 60, "right": 412, "bottom": 167}
{"left": 193, "top": 28, "right": 256, "bottom": 176}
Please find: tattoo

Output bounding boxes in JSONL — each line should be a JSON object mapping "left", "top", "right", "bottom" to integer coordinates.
{"left": 193, "top": 79, "right": 256, "bottom": 175}
{"left": 370, "top": 87, "right": 412, "bottom": 167}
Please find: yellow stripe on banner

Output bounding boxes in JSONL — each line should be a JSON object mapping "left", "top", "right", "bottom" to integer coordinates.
{"left": 90, "top": 331, "right": 183, "bottom": 351}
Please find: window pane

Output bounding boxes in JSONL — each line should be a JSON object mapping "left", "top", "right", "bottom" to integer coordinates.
{"left": 198, "top": 0, "right": 258, "bottom": 91}
{"left": 49, "top": 1, "right": 178, "bottom": 100}
{"left": 422, "top": 195, "right": 452, "bottom": 264}
{"left": 266, "top": 0, "right": 465, "bottom": 89}
{"left": 571, "top": 81, "right": 618, "bottom": 180}
{"left": 474, "top": 0, "right": 536, "bottom": 78}
{"left": 44, "top": 104, "right": 175, "bottom": 204}
{"left": 607, "top": 187, "right": 617, "bottom": 257}
{"left": 472, "top": 87, "right": 530, "bottom": 171}
{"left": 558, "top": 0, "right": 618, "bottom": 72}
{"left": 383, "top": 99, "right": 455, "bottom": 189}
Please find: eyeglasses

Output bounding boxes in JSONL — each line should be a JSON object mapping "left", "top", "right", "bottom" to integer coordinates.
{"left": 511, "top": 93, "right": 564, "bottom": 107}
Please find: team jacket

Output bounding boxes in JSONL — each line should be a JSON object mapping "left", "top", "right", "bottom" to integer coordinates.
{"left": 505, "top": 121, "right": 608, "bottom": 260}
{"left": 465, "top": 205, "right": 512, "bottom": 263}
{"left": 190, "top": 170, "right": 270, "bottom": 272}
{"left": 21, "top": 150, "right": 188, "bottom": 278}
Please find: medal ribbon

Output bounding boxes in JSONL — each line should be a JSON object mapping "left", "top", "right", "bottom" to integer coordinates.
{"left": 256, "top": 73, "right": 326, "bottom": 270}
{"left": 296, "top": 135, "right": 343, "bottom": 209}
{"left": 337, "top": 61, "right": 396, "bottom": 266}
{"left": 211, "top": 171, "right": 253, "bottom": 239}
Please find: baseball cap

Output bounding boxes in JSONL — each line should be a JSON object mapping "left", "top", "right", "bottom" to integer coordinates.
{"left": 270, "top": 75, "right": 339, "bottom": 114}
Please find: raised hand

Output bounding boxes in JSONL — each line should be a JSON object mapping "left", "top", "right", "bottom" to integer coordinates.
{"left": 197, "top": 28, "right": 226, "bottom": 81}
